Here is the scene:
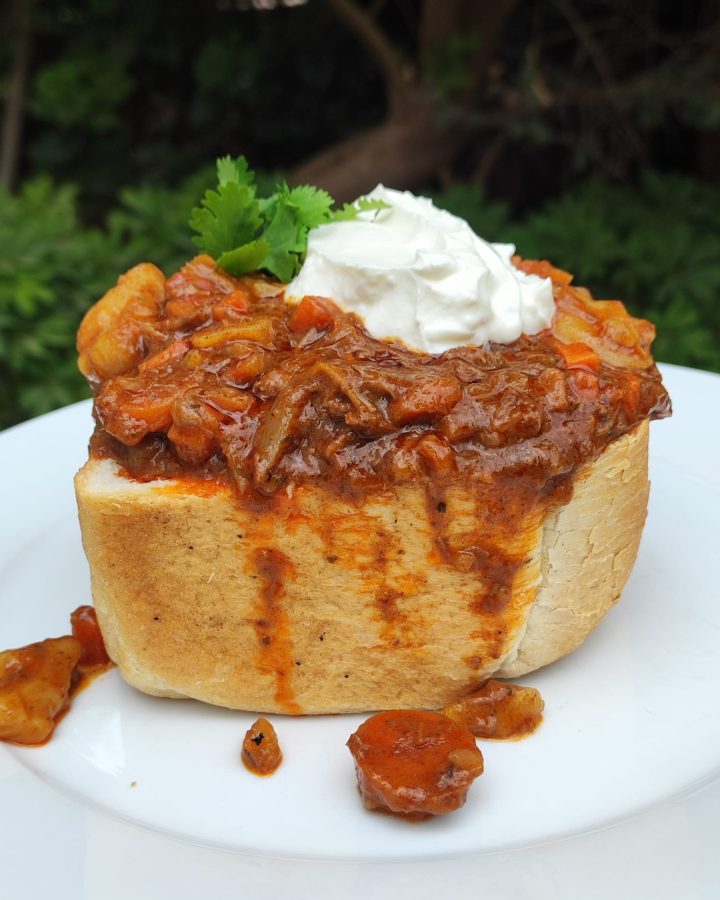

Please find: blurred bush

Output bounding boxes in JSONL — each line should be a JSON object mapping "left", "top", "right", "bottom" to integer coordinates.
{"left": 0, "top": 177, "right": 105, "bottom": 426}
{"left": 0, "top": 174, "right": 200, "bottom": 429}
{"left": 1, "top": 169, "right": 718, "bottom": 429}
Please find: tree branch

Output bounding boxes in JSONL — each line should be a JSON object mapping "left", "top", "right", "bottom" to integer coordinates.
{"left": 418, "top": 0, "right": 466, "bottom": 69}
{"left": 552, "top": 0, "right": 643, "bottom": 160}
{"left": 552, "top": 0, "right": 617, "bottom": 94}
{"left": 0, "top": 0, "right": 32, "bottom": 192}
{"left": 323, "top": 0, "right": 412, "bottom": 107}
{"left": 289, "top": 96, "right": 470, "bottom": 200}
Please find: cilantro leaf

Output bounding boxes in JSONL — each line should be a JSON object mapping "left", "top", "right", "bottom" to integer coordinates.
{"left": 189, "top": 181, "right": 261, "bottom": 257}
{"left": 330, "top": 197, "right": 389, "bottom": 222}
{"left": 256, "top": 200, "right": 307, "bottom": 282}
{"left": 283, "top": 184, "right": 335, "bottom": 229}
{"left": 216, "top": 155, "right": 254, "bottom": 188}
{"left": 217, "top": 239, "right": 271, "bottom": 276}
{"left": 257, "top": 193, "right": 278, "bottom": 220}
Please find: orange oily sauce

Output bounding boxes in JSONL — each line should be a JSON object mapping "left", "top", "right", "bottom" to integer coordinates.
{"left": 215, "top": 470, "right": 555, "bottom": 714}
{"left": 250, "top": 548, "right": 303, "bottom": 716}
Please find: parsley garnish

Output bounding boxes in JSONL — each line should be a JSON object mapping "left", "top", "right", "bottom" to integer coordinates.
{"left": 189, "top": 156, "right": 387, "bottom": 281}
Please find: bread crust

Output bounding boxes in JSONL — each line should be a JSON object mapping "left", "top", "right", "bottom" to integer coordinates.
{"left": 75, "top": 420, "right": 649, "bottom": 714}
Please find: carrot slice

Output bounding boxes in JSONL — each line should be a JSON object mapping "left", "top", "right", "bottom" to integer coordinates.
{"left": 288, "top": 296, "right": 336, "bottom": 333}
{"left": 556, "top": 341, "right": 600, "bottom": 372}
{"left": 212, "top": 288, "right": 250, "bottom": 320}
{"left": 139, "top": 339, "right": 189, "bottom": 372}
{"left": 513, "top": 257, "right": 573, "bottom": 285}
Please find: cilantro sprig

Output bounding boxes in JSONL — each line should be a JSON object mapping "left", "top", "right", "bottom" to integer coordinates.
{"left": 189, "top": 156, "right": 387, "bottom": 282}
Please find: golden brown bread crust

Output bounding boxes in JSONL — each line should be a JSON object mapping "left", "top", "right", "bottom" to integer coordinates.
{"left": 496, "top": 418, "right": 649, "bottom": 676}
{"left": 75, "top": 420, "right": 649, "bottom": 714}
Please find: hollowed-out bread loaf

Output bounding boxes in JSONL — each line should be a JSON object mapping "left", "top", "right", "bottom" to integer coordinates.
{"left": 75, "top": 419, "right": 648, "bottom": 714}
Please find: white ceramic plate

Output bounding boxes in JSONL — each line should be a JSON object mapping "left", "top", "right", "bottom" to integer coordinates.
{"left": 1, "top": 363, "right": 719, "bottom": 898}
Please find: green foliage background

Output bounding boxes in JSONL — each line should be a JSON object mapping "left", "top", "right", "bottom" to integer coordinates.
{"left": 1, "top": 169, "right": 718, "bottom": 430}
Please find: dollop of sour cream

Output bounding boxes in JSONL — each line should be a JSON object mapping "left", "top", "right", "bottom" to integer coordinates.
{"left": 285, "top": 185, "right": 554, "bottom": 354}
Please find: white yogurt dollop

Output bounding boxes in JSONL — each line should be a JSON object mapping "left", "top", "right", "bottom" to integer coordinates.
{"left": 285, "top": 185, "right": 554, "bottom": 354}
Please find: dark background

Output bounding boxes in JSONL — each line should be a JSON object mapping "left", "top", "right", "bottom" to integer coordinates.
{"left": 1, "top": 0, "right": 719, "bottom": 428}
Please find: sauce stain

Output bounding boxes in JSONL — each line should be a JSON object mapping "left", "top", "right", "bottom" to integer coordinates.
{"left": 374, "top": 587, "right": 408, "bottom": 647}
{"left": 421, "top": 473, "right": 561, "bottom": 667}
{"left": 368, "top": 525, "right": 418, "bottom": 648}
{"left": 251, "top": 547, "right": 303, "bottom": 715}
{"left": 150, "top": 478, "right": 230, "bottom": 498}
